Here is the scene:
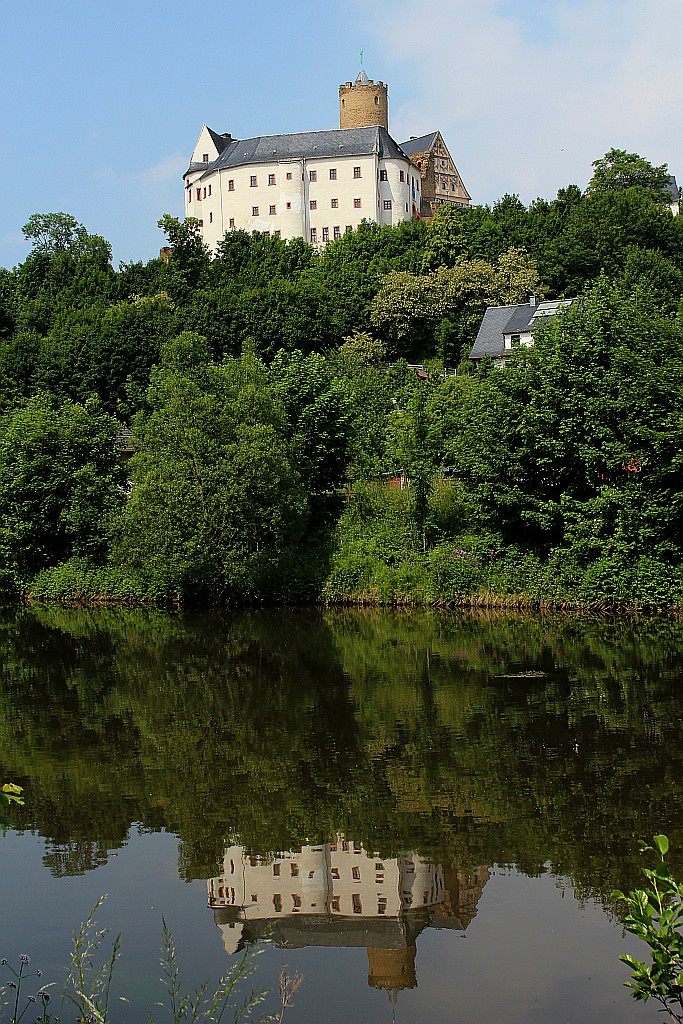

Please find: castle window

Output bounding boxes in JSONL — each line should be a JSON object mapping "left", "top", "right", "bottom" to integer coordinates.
{"left": 269, "top": 204, "right": 276, "bottom": 215}
{"left": 209, "top": 212, "right": 213, "bottom": 223}
{"left": 196, "top": 188, "right": 201, "bottom": 201}
{"left": 228, "top": 179, "right": 235, "bottom": 191}
{"left": 286, "top": 202, "right": 291, "bottom": 210}
{"left": 310, "top": 228, "right": 317, "bottom": 243}
{"left": 188, "top": 191, "right": 191, "bottom": 202}
{"left": 346, "top": 225, "right": 352, "bottom": 232}
{"left": 353, "top": 166, "right": 361, "bottom": 178}
{"left": 274, "top": 229, "right": 281, "bottom": 237}
{"left": 331, "top": 198, "right": 338, "bottom": 208}
{"left": 353, "top": 198, "right": 361, "bottom": 208}
{"left": 383, "top": 200, "right": 392, "bottom": 210}
{"left": 333, "top": 226, "right": 340, "bottom": 239}
{"left": 380, "top": 169, "right": 388, "bottom": 181}
{"left": 375, "top": 96, "right": 379, "bottom": 105}
{"left": 273, "top": 863, "right": 280, "bottom": 876}
{"left": 286, "top": 171, "right": 293, "bottom": 180}
{"left": 352, "top": 894, "right": 362, "bottom": 914}
{"left": 229, "top": 217, "right": 235, "bottom": 228}
{"left": 292, "top": 895, "right": 302, "bottom": 910}
{"left": 322, "top": 227, "right": 329, "bottom": 242}
{"left": 273, "top": 894, "right": 282, "bottom": 913}
{"left": 329, "top": 168, "right": 337, "bottom": 180}
{"left": 250, "top": 175, "right": 257, "bottom": 187}
{"left": 291, "top": 863, "right": 299, "bottom": 877}
{"left": 352, "top": 866, "right": 360, "bottom": 880}
{"left": 203, "top": 187, "right": 206, "bottom": 199}
{"left": 202, "top": 153, "right": 209, "bottom": 162}
{"left": 268, "top": 173, "right": 276, "bottom": 185}
{"left": 252, "top": 206, "right": 259, "bottom": 216}
{"left": 400, "top": 170, "right": 405, "bottom": 182}
{"left": 198, "top": 219, "right": 203, "bottom": 227}
{"left": 309, "top": 169, "right": 317, "bottom": 182}
{"left": 208, "top": 184, "right": 211, "bottom": 196}
{"left": 310, "top": 200, "right": 317, "bottom": 210}
{"left": 331, "top": 895, "right": 340, "bottom": 912}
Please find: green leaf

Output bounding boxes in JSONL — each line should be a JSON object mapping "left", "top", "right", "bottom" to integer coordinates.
{"left": 653, "top": 834, "right": 670, "bottom": 856}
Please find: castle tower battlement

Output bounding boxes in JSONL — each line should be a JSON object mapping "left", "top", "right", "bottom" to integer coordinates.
{"left": 339, "top": 70, "right": 388, "bottom": 131}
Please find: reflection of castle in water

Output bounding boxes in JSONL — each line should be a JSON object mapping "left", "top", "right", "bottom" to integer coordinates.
{"left": 207, "top": 838, "right": 489, "bottom": 1000}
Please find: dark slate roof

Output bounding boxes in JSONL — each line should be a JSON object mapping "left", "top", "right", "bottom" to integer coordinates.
{"left": 207, "top": 127, "right": 232, "bottom": 154}
{"left": 400, "top": 132, "right": 438, "bottom": 155}
{"left": 667, "top": 174, "right": 680, "bottom": 202}
{"left": 469, "top": 298, "right": 578, "bottom": 360}
{"left": 469, "top": 304, "right": 520, "bottom": 360}
{"left": 501, "top": 304, "right": 534, "bottom": 334}
{"left": 202, "top": 126, "right": 410, "bottom": 177}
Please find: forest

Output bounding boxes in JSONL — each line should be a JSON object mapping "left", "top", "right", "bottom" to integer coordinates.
{"left": 0, "top": 149, "right": 682, "bottom": 608}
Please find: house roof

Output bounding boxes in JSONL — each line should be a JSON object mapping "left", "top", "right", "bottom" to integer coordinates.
{"left": 667, "top": 174, "right": 680, "bottom": 203}
{"left": 200, "top": 126, "right": 411, "bottom": 178}
{"left": 469, "top": 304, "right": 520, "bottom": 360}
{"left": 207, "top": 127, "right": 233, "bottom": 154}
{"left": 469, "top": 298, "right": 577, "bottom": 359}
{"left": 399, "top": 132, "right": 438, "bottom": 155}
{"left": 501, "top": 304, "right": 534, "bottom": 334}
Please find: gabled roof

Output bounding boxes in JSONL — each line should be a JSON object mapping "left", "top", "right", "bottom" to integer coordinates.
{"left": 667, "top": 174, "right": 680, "bottom": 202}
{"left": 207, "top": 127, "right": 233, "bottom": 155}
{"left": 469, "top": 298, "right": 578, "bottom": 360}
{"left": 201, "top": 126, "right": 411, "bottom": 177}
{"left": 400, "top": 132, "right": 438, "bottom": 155}
{"left": 469, "top": 304, "right": 520, "bottom": 360}
{"left": 501, "top": 304, "right": 534, "bottom": 334}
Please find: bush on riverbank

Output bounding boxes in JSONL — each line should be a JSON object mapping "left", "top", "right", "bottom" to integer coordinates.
{"left": 322, "top": 482, "right": 683, "bottom": 610}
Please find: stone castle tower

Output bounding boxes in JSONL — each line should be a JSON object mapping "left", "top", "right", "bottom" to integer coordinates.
{"left": 339, "top": 70, "right": 388, "bottom": 130}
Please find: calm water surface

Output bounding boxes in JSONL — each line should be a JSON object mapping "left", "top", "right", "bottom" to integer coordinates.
{"left": 1, "top": 606, "right": 682, "bottom": 1023}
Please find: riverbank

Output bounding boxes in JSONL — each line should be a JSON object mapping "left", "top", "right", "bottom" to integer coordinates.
{"left": 9, "top": 540, "right": 682, "bottom": 614}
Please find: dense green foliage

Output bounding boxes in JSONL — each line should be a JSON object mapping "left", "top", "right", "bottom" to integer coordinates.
{"left": 0, "top": 150, "right": 682, "bottom": 607}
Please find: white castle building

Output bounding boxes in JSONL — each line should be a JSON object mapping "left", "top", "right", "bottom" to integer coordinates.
{"left": 184, "top": 69, "right": 470, "bottom": 250}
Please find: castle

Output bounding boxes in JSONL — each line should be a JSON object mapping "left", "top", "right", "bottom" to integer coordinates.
{"left": 184, "top": 69, "right": 471, "bottom": 249}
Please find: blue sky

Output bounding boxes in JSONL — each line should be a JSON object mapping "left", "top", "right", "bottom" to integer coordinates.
{"left": 2, "top": 0, "right": 681, "bottom": 269}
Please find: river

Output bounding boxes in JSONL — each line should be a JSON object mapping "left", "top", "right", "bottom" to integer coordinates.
{"left": 1, "top": 605, "right": 682, "bottom": 1023}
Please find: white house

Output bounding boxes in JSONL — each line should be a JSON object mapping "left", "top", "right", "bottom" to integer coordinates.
{"left": 469, "top": 296, "right": 578, "bottom": 364}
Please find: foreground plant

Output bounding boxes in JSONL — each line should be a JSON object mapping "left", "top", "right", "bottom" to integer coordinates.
{"left": 0, "top": 785, "right": 24, "bottom": 828}
{"left": 149, "top": 917, "right": 271, "bottom": 1024}
{"left": 613, "top": 835, "right": 683, "bottom": 1022}
{"left": 0, "top": 955, "right": 51, "bottom": 1024}
{"left": 2, "top": 898, "right": 282, "bottom": 1024}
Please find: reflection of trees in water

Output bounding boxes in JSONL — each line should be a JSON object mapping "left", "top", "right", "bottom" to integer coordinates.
{"left": 1, "top": 606, "right": 682, "bottom": 899}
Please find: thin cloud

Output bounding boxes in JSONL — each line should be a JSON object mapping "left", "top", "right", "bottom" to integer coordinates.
{"left": 357, "top": 0, "right": 683, "bottom": 204}
{"left": 138, "top": 152, "right": 187, "bottom": 186}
